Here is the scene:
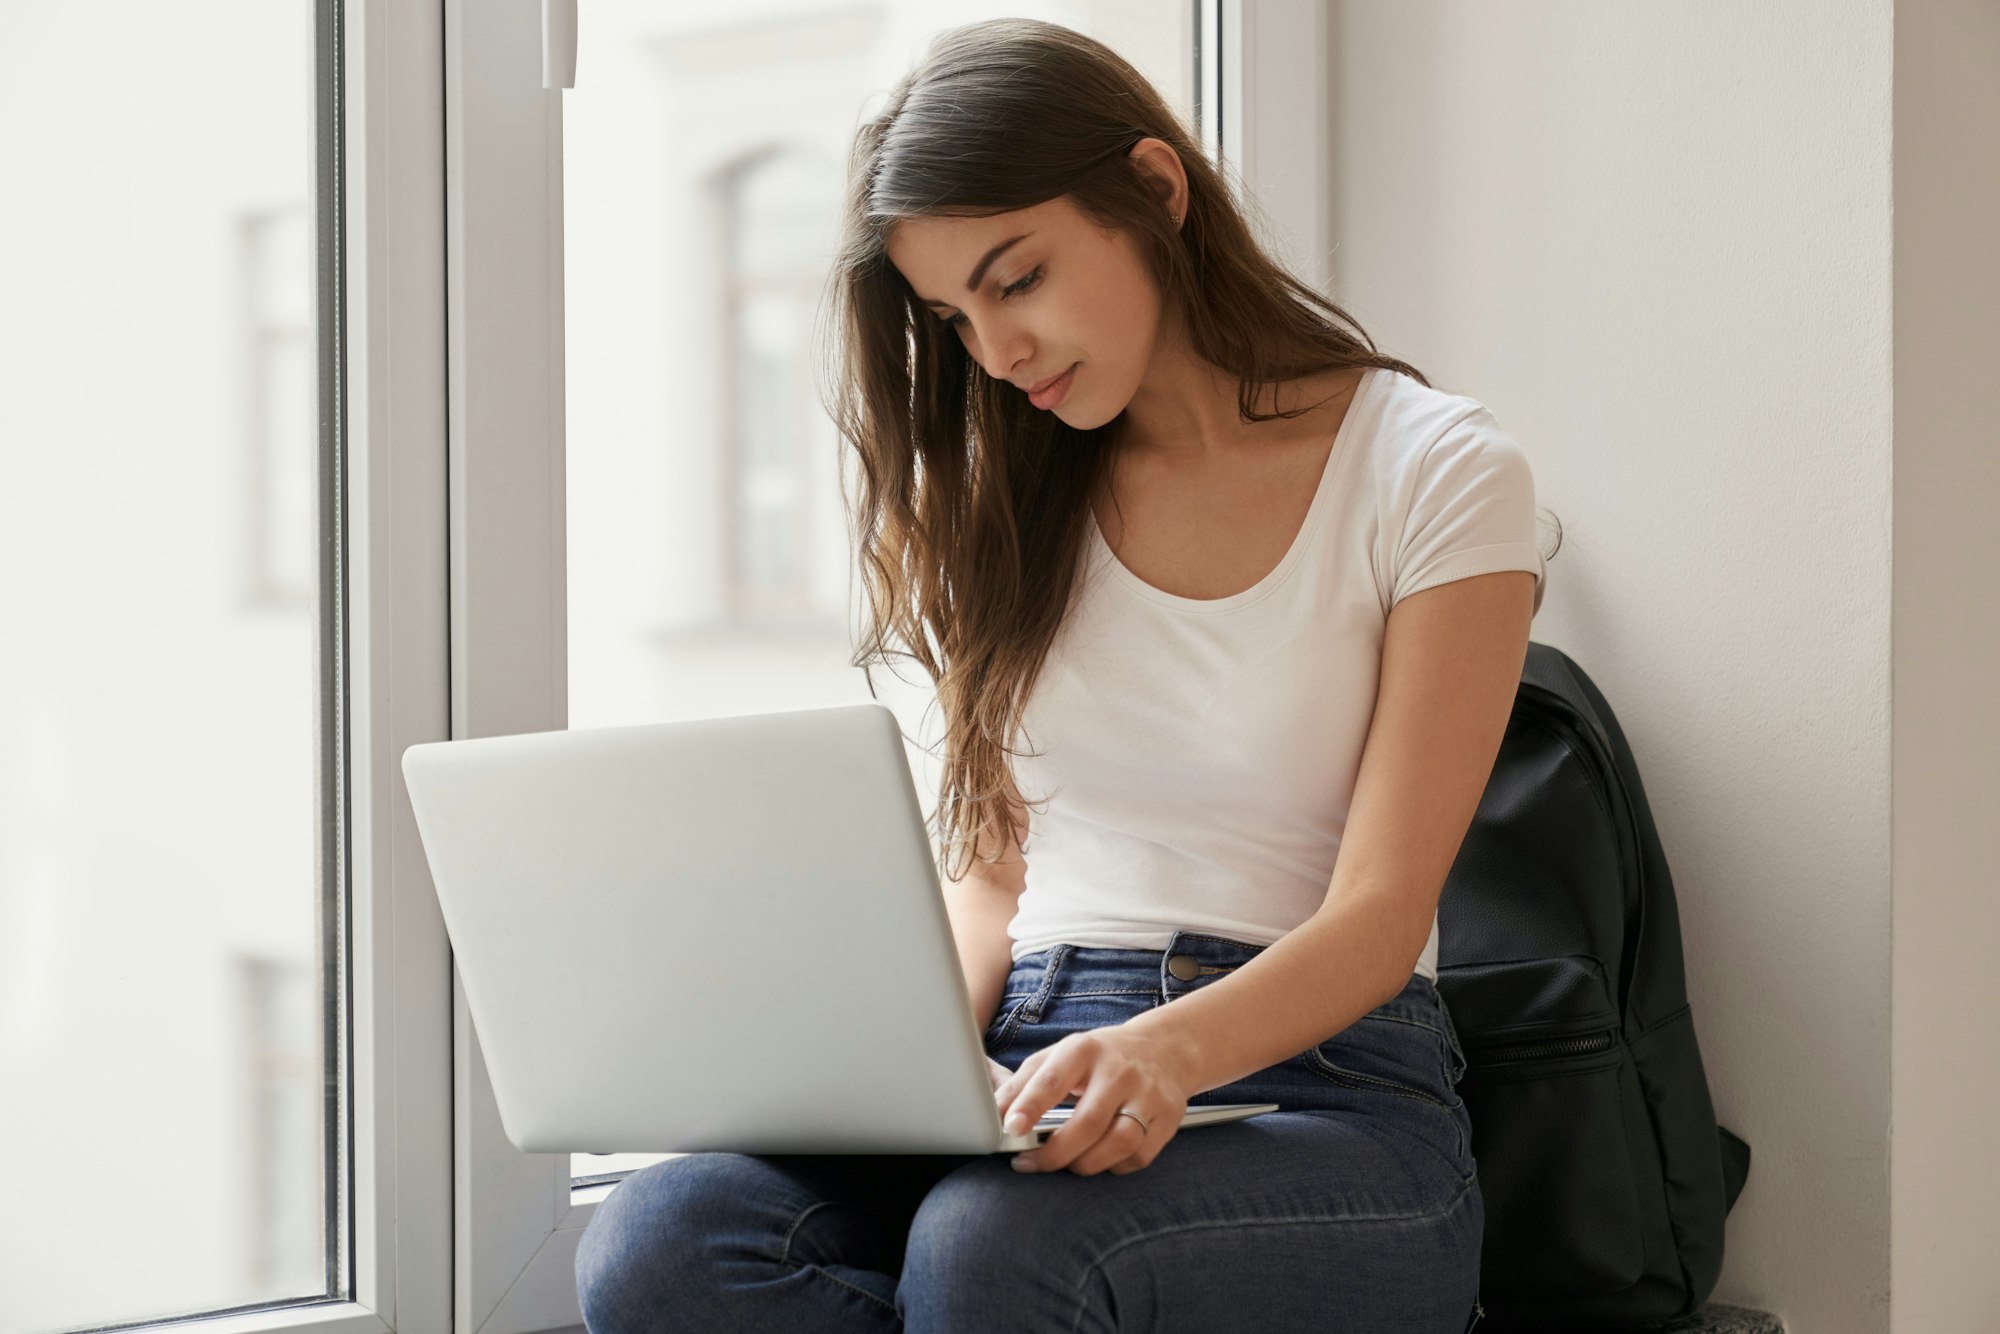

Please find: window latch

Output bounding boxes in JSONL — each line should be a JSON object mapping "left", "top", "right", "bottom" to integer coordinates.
{"left": 542, "top": 0, "right": 577, "bottom": 90}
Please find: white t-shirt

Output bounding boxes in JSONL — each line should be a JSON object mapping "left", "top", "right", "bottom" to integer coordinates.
{"left": 1003, "top": 366, "right": 1547, "bottom": 981}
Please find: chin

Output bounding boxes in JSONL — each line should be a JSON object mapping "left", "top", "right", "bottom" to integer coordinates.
{"left": 1055, "top": 386, "right": 1116, "bottom": 430}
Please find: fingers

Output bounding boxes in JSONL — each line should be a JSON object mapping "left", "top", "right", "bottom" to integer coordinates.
{"left": 1061, "top": 1097, "right": 1159, "bottom": 1176}
{"left": 1027, "top": 1064, "right": 1160, "bottom": 1175}
{"left": 1008, "top": 1047, "right": 1149, "bottom": 1176}
{"left": 994, "top": 1046, "right": 1069, "bottom": 1135}
{"left": 995, "top": 1031, "right": 1180, "bottom": 1176}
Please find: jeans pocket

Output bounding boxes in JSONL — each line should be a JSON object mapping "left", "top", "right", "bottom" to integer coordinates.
{"left": 1304, "top": 1015, "right": 1457, "bottom": 1109}
{"left": 981, "top": 994, "right": 1033, "bottom": 1051}
{"left": 1419, "top": 978, "right": 1471, "bottom": 1104}
{"left": 1441, "top": 1015, "right": 1469, "bottom": 1089}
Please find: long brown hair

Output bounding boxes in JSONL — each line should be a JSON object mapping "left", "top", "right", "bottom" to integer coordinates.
{"left": 818, "top": 17, "right": 1557, "bottom": 882}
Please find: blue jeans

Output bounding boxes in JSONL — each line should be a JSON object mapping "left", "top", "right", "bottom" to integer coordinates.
{"left": 576, "top": 929, "right": 1484, "bottom": 1333}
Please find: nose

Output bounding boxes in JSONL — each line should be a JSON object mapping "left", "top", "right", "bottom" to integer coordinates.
{"left": 975, "top": 322, "right": 1034, "bottom": 386}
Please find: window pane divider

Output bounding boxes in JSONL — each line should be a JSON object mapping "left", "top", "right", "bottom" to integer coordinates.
{"left": 345, "top": 0, "right": 454, "bottom": 1330}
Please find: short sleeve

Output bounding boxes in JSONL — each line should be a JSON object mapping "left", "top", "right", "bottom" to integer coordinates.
{"left": 1389, "top": 411, "right": 1546, "bottom": 616}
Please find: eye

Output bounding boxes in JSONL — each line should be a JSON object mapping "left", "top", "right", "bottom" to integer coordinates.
{"left": 939, "top": 265, "right": 1044, "bottom": 330}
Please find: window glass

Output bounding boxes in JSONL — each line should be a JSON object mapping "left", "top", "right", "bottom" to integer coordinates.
{"left": 0, "top": 2, "right": 345, "bottom": 1325}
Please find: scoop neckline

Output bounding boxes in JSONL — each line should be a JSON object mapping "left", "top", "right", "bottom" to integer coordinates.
{"left": 1087, "top": 366, "right": 1378, "bottom": 614}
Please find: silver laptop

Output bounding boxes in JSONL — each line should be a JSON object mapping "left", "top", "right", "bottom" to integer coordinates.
{"left": 400, "top": 702, "right": 1278, "bottom": 1155}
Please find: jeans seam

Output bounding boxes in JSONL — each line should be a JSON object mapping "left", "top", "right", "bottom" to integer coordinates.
{"left": 777, "top": 1201, "right": 901, "bottom": 1317}
{"left": 1063, "top": 1178, "right": 1482, "bottom": 1334}
{"left": 984, "top": 995, "right": 1028, "bottom": 1048}
{"left": 1359, "top": 1011, "right": 1445, "bottom": 1038}
{"left": 1303, "top": 1046, "right": 1451, "bottom": 1107}
{"left": 1021, "top": 943, "right": 1072, "bottom": 1022}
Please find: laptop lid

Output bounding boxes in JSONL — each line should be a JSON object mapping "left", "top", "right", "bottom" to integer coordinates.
{"left": 401, "top": 702, "right": 1013, "bottom": 1153}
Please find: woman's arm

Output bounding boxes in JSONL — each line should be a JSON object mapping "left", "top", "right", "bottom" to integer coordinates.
{"left": 941, "top": 782, "right": 1030, "bottom": 1030}
{"left": 944, "top": 875, "right": 1022, "bottom": 1031}
{"left": 1117, "top": 569, "right": 1537, "bottom": 1096}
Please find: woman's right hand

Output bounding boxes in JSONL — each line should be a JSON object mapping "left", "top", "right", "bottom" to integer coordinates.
{"left": 987, "top": 1055, "right": 1015, "bottom": 1092}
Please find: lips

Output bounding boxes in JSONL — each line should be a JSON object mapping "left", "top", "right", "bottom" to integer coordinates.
{"left": 1023, "top": 366, "right": 1071, "bottom": 395}
{"left": 1026, "top": 363, "right": 1078, "bottom": 410}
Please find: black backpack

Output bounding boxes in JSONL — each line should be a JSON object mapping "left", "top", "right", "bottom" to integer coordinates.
{"left": 1435, "top": 642, "right": 1752, "bottom": 1330}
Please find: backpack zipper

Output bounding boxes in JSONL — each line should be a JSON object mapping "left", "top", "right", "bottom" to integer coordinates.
{"left": 1465, "top": 1026, "right": 1618, "bottom": 1064}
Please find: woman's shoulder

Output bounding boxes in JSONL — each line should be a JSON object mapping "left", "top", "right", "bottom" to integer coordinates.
{"left": 1358, "top": 366, "right": 1512, "bottom": 477}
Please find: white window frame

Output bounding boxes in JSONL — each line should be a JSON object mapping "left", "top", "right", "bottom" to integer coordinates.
{"left": 1207, "top": 0, "right": 1334, "bottom": 297}
{"left": 344, "top": 0, "right": 456, "bottom": 1328}
{"left": 442, "top": 4, "right": 1331, "bottom": 1328}
{"left": 441, "top": 2, "right": 581, "bottom": 1331}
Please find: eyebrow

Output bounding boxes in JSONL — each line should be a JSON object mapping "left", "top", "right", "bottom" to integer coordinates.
{"left": 916, "top": 232, "right": 1034, "bottom": 309}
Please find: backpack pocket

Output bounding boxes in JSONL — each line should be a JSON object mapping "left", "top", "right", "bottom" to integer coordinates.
{"left": 1445, "top": 954, "right": 1649, "bottom": 1297}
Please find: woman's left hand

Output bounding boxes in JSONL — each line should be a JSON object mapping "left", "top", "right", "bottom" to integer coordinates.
{"left": 994, "top": 1025, "right": 1192, "bottom": 1176}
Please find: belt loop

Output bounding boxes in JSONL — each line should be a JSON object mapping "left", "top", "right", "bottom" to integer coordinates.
{"left": 1020, "top": 942, "right": 1071, "bottom": 1022}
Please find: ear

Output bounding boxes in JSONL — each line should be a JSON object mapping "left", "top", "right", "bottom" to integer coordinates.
{"left": 1126, "top": 137, "right": 1188, "bottom": 222}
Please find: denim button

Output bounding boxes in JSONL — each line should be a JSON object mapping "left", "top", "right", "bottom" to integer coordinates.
{"left": 1167, "top": 953, "right": 1201, "bottom": 981}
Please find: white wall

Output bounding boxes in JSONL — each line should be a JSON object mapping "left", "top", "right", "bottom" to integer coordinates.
{"left": 1326, "top": 3, "right": 1908, "bottom": 1329}
{"left": 1890, "top": 2, "right": 2000, "bottom": 1331}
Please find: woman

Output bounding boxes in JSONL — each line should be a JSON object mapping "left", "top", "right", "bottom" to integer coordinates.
{"left": 578, "top": 17, "right": 1557, "bottom": 1333}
